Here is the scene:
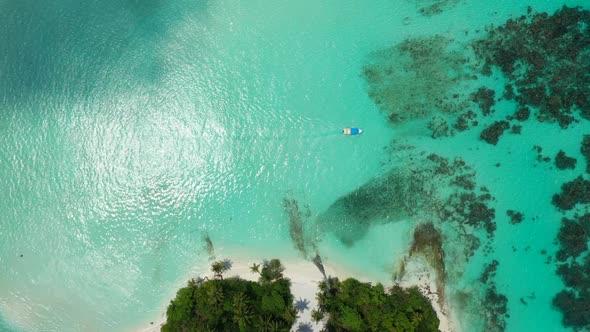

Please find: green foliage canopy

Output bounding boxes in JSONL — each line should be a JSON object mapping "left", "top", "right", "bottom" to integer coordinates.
{"left": 161, "top": 260, "right": 440, "bottom": 332}
{"left": 162, "top": 260, "right": 296, "bottom": 332}
{"left": 315, "top": 278, "right": 440, "bottom": 332}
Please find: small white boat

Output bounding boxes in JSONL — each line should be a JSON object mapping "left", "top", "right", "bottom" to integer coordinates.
{"left": 342, "top": 128, "right": 363, "bottom": 135}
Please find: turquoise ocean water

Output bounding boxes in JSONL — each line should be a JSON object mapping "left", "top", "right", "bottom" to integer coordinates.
{"left": 1, "top": 0, "right": 589, "bottom": 331}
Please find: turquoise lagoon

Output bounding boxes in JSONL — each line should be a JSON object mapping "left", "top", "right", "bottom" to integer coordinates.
{"left": 0, "top": 0, "right": 589, "bottom": 331}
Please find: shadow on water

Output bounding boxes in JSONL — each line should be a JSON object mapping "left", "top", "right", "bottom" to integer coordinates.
{"left": 0, "top": 0, "right": 208, "bottom": 105}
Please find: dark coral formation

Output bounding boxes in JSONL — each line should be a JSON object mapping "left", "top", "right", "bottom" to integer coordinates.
{"left": 553, "top": 213, "right": 590, "bottom": 329}
{"left": 480, "top": 259, "right": 499, "bottom": 283}
{"left": 472, "top": 6, "right": 590, "bottom": 128}
{"left": 532, "top": 145, "right": 551, "bottom": 163}
{"left": 552, "top": 176, "right": 590, "bottom": 210}
{"left": 471, "top": 87, "right": 496, "bottom": 116}
{"left": 506, "top": 210, "right": 524, "bottom": 224}
{"left": 283, "top": 196, "right": 308, "bottom": 256}
{"left": 510, "top": 125, "right": 522, "bottom": 134}
{"left": 454, "top": 110, "right": 478, "bottom": 132}
{"left": 582, "top": 135, "right": 590, "bottom": 174}
{"left": 409, "top": 223, "right": 447, "bottom": 305}
{"left": 556, "top": 217, "right": 589, "bottom": 261}
{"left": 513, "top": 106, "right": 530, "bottom": 122}
{"left": 480, "top": 121, "right": 509, "bottom": 145}
{"left": 456, "top": 194, "right": 496, "bottom": 236}
{"left": 427, "top": 154, "right": 496, "bottom": 237}
{"left": 553, "top": 289, "right": 590, "bottom": 329}
{"left": 363, "top": 35, "right": 473, "bottom": 124}
{"left": 475, "top": 259, "right": 509, "bottom": 332}
{"left": 484, "top": 285, "right": 509, "bottom": 331}
{"left": 317, "top": 146, "right": 504, "bottom": 330}
{"left": 353, "top": 6, "right": 590, "bottom": 331}
{"left": 318, "top": 149, "right": 497, "bottom": 251}
{"left": 555, "top": 150, "right": 577, "bottom": 170}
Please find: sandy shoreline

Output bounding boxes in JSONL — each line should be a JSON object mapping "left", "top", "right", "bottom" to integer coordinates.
{"left": 136, "top": 250, "right": 459, "bottom": 332}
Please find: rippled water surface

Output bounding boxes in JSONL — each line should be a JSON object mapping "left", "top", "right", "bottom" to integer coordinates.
{"left": 1, "top": 0, "right": 589, "bottom": 331}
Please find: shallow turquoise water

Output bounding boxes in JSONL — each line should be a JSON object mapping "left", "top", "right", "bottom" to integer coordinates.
{"left": 1, "top": 0, "right": 589, "bottom": 331}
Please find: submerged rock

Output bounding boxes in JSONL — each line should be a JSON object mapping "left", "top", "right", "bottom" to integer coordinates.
{"left": 510, "top": 125, "right": 522, "bottom": 134}
{"left": 555, "top": 150, "right": 577, "bottom": 170}
{"left": 471, "top": 87, "right": 496, "bottom": 116}
{"left": 480, "top": 121, "right": 510, "bottom": 145}
{"left": 506, "top": 210, "right": 524, "bottom": 224}
{"left": 408, "top": 223, "right": 446, "bottom": 306}
{"left": 581, "top": 135, "right": 590, "bottom": 174}
{"left": 556, "top": 217, "right": 588, "bottom": 260}
{"left": 552, "top": 176, "right": 590, "bottom": 210}
{"left": 514, "top": 106, "right": 530, "bottom": 122}
{"left": 480, "top": 260, "right": 499, "bottom": 283}
{"left": 484, "top": 285, "right": 509, "bottom": 331}
{"left": 553, "top": 213, "right": 590, "bottom": 329}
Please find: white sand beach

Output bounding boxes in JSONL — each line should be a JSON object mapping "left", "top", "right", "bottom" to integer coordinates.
{"left": 137, "top": 252, "right": 458, "bottom": 332}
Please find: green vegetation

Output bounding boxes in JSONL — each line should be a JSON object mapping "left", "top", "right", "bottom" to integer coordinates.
{"left": 161, "top": 259, "right": 297, "bottom": 332}
{"left": 313, "top": 277, "right": 440, "bottom": 332}
{"left": 162, "top": 259, "right": 440, "bottom": 332}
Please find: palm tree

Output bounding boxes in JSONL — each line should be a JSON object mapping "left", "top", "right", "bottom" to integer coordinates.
{"left": 232, "top": 292, "right": 253, "bottom": 331}
{"left": 311, "top": 309, "right": 325, "bottom": 323}
{"left": 211, "top": 261, "right": 225, "bottom": 279}
{"left": 269, "top": 320, "right": 281, "bottom": 331}
{"left": 259, "top": 259, "right": 285, "bottom": 283}
{"left": 267, "top": 259, "right": 285, "bottom": 279}
{"left": 202, "top": 325, "right": 216, "bottom": 332}
{"left": 282, "top": 306, "right": 298, "bottom": 323}
{"left": 250, "top": 263, "right": 261, "bottom": 274}
{"left": 187, "top": 278, "right": 197, "bottom": 288}
{"left": 206, "top": 283, "right": 225, "bottom": 308}
{"left": 255, "top": 315, "right": 274, "bottom": 332}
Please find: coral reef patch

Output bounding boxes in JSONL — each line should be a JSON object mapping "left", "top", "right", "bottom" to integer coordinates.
{"left": 356, "top": 6, "right": 590, "bottom": 331}
{"left": 471, "top": 87, "right": 496, "bottom": 116}
{"left": 472, "top": 6, "right": 590, "bottom": 128}
{"left": 555, "top": 150, "right": 577, "bottom": 170}
{"left": 506, "top": 210, "right": 524, "bottom": 224}
{"left": 318, "top": 145, "right": 504, "bottom": 329}
{"left": 552, "top": 213, "right": 590, "bottom": 330}
{"left": 582, "top": 135, "right": 590, "bottom": 174}
{"left": 473, "top": 259, "right": 509, "bottom": 332}
{"left": 408, "top": 223, "right": 447, "bottom": 305}
{"left": 552, "top": 176, "right": 590, "bottom": 211}
{"left": 480, "top": 121, "right": 510, "bottom": 145}
{"left": 363, "top": 35, "right": 474, "bottom": 124}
